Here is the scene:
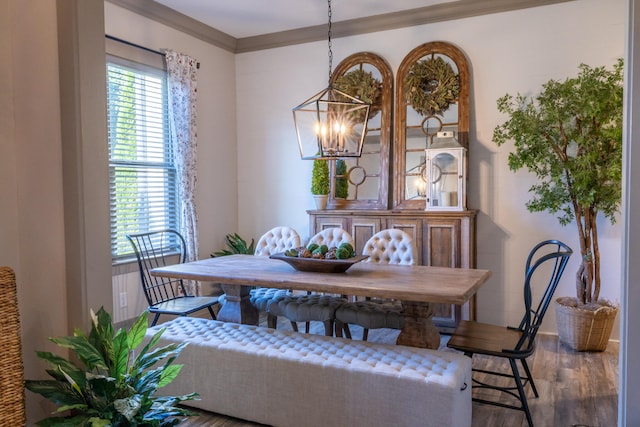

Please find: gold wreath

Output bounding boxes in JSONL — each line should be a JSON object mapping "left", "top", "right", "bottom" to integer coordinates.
{"left": 333, "top": 69, "right": 382, "bottom": 120}
{"left": 405, "top": 56, "right": 460, "bottom": 116}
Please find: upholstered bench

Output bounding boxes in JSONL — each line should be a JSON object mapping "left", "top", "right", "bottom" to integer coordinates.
{"left": 149, "top": 317, "right": 471, "bottom": 427}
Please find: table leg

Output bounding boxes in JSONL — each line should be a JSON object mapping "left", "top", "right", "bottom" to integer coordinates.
{"left": 217, "top": 284, "right": 259, "bottom": 326}
{"left": 396, "top": 301, "right": 441, "bottom": 349}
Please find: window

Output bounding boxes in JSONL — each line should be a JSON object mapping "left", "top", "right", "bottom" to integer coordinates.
{"left": 106, "top": 56, "right": 179, "bottom": 260}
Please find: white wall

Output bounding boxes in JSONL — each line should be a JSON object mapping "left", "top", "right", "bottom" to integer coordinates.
{"left": 2, "top": 0, "right": 70, "bottom": 421}
{"left": 235, "top": 0, "right": 626, "bottom": 337}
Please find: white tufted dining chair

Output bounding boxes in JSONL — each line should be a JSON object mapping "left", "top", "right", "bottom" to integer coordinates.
{"left": 334, "top": 229, "right": 417, "bottom": 341}
{"left": 267, "top": 228, "right": 354, "bottom": 336}
{"left": 307, "top": 227, "right": 354, "bottom": 249}
{"left": 254, "top": 226, "right": 301, "bottom": 257}
{"left": 253, "top": 226, "right": 302, "bottom": 328}
{"left": 363, "top": 228, "right": 416, "bottom": 265}
{"left": 221, "top": 226, "right": 301, "bottom": 329}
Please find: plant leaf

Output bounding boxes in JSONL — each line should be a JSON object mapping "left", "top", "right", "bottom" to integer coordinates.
{"left": 134, "top": 343, "right": 185, "bottom": 373}
{"left": 25, "top": 380, "right": 84, "bottom": 407}
{"left": 55, "top": 403, "right": 89, "bottom": 413}
{"left": 50, "top": 335, "right": 107, "bottom": 371}
{"left": 89, "top": 308, "right": 115, "bottom": 372}
{"left": 111, "top": 329, "right": 129, "bottom": 381}
{"left": 157, "top": 364, "right": 182, "bottom": 388}
{"left": 134, "top": 367, "right": 164, "bottom": 395}
{"left": 127, "top": 310, "right": 149, "bottom": 350}
{"left": 35, "top": 351, "right": 85, "bottom": 387}
{"left": 60, "top": 367, "right": 83, "bottom": 396}
{"left": 87, "top": 418, "right": 112, "bottom": 427}
{"left": 114, "top": 395, "right": 142, "bottom": 421}
{"left": 132, "top": 327, "right": 166, "bottom": 372}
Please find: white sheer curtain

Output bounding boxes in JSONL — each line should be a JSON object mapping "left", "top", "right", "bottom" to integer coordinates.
{"left": 165, "top": 50, "right": 200, "bottom": 295}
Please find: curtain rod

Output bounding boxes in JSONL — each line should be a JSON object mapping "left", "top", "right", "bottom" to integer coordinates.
{"left": 105, "top": 34, "right": 200, "bottom": 69}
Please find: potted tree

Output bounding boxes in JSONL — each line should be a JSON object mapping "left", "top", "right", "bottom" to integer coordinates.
{"left": 311, "top": 157, "right": 329, "bottom": 209}
{"left": 493, "top": 59, "right": 623, "bottom": 351}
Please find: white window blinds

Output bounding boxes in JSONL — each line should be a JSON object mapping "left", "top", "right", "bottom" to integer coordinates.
{"left": 107, "top": 56, "right": 179, "bottom": 260}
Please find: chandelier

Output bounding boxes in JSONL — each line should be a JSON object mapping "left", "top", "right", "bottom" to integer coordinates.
{"left": 292, "top": 0, "right": 371, "bottom": 160}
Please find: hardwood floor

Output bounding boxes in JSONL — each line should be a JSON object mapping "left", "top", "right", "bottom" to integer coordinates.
{"left": 168, "top": 314, "right": 618, "bottom": 427}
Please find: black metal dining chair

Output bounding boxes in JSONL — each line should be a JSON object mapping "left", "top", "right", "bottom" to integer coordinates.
{"left": 127, "top": 229, "right": 219, "bottom": 326}
{"left": 446, "top": 239, "right": 573, "bottom": 427}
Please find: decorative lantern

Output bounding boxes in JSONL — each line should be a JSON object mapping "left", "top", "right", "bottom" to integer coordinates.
{"left": 292, "top": 0, "right": 370, "bottom": 160}
{"left": 293, "top": 87, "right": 370, "bottom": 160}
{"left": 425, "top": 131, "right": 466, "bottom": 211}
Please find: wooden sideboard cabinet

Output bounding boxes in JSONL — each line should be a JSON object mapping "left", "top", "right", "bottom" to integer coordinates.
{"left": 308, "top": 209, "right": 477, "bottom": 332}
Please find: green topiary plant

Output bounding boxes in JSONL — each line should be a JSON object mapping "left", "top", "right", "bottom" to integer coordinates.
{"left": 335, "top": 159, "right": 349, "bottom": 199}
{"left": 25, "top": 307, "right": 199, "bottom": 426}
{"left": 311, "top": 158, "right": 329, "bottom": 196}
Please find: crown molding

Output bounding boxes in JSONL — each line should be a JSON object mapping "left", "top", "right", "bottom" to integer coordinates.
{"left": 107, "top": 0, "right": 575, "bottom": 54}
{"left": 106, "top": 0, "right": 237, "bottom": 52}
{"left": 236, "top": 0, "right": 575, "bottom": 53}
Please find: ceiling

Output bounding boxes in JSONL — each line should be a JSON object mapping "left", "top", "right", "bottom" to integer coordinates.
{"left": 153, "top": 0, "right": 457, "bottom": 38}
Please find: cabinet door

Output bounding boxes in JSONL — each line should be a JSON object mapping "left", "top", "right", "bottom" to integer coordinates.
{"left": 350, "top": 217, "right": 383, "bottom": 256}
{"left": 384, "top": 218, "right": 423, "bottom": 261}
{"left": 424, "top": 218, "right": 462, "bottom": 332}
{"left": 423, "top": 219, "right": 461, "bottom": 268}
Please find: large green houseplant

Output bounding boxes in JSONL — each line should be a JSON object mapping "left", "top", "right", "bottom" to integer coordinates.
{"left": 493, "top": 59, "right": 623, "bottom": 351}
{"left": 25, "top": 307, "right": 199, "bottom": 426}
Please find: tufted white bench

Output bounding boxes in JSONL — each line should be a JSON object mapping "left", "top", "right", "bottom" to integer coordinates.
{"left": 149, "top": 317, "right": 471, "bottom": 427}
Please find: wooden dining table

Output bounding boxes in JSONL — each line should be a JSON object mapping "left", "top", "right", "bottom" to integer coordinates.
{"left": 150, "top": 254, "right": 491, "bottom": 349}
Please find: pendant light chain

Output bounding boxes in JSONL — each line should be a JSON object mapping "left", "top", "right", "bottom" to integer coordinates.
{"left": 327, "top": 0, "right": 333, "bottom": 85}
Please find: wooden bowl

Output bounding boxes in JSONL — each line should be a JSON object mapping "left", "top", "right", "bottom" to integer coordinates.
{"left": 269, "top": 252, "right": 368, "bottom": 273}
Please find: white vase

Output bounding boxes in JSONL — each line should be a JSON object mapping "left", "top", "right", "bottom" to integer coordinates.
{"left": 313, "top": 195, "right": 328, "bottom": 210}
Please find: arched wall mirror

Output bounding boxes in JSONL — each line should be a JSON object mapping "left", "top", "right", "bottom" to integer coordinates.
{"left": 393, "top": 42, "right": 470, "bottom": 210}
{"left": 326, "top": 52, "right": 393, "bottom": 210}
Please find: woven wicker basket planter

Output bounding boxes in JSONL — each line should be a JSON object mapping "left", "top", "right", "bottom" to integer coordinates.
{"left": 555, "top": 297, "right": 618, "bottom": 352}
{"left": 0, "top": 267, "right": 26, "bottom": 425}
